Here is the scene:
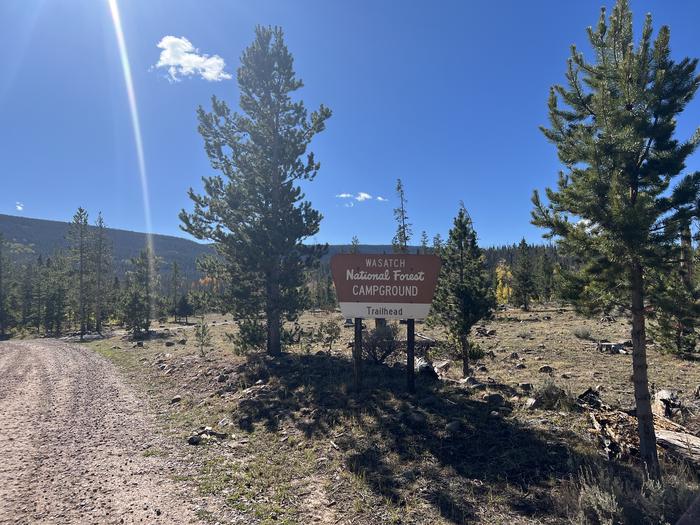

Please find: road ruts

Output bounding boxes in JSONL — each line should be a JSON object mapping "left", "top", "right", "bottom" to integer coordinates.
{"left": 0, "top": 339, "right": 200, "bottom": 524}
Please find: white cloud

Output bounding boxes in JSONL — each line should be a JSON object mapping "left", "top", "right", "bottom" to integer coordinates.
{"left": 376, "top": 196, "right": 388, "bottom": 202}
{"left": 336, "top": 193, "right": 353, "bottom": 199}
{"left": 15, "top": 201, "right": 24, "bottom": 211}
{"left": 355, "top": 192, "right": 372, "bottom": 202}
{"left": 154, "top": 36, "right": 232, "bottom": 82}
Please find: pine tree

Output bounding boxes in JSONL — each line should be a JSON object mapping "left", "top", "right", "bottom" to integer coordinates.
{"left": 350, "top": 235, "right": 360, "bottom": 254}
{"left": 512, "top": 239, "right": 537, "bottom": 310}
{"left": 0, "top": 234, "right": 10, "bottom": 338}
{"left": 120, "top": 248, "right": 159, "bottom": 337}
{"left": 531, "top": 0, "right": 700, "bottom": 480}
{"left": 431, "top": 205, "right": 495, "bottom": 376}
{"left": 92, "top": 213, "right": 111, "bottom": 334}
{"left": 537, "top": 251, "right": 555, "bottom": 303}
{"left": 168, "top": 261, "right": 182, "bottom": 320}
{"left": 68, "top": 207, "right": 89, "bottom": 340}
{"left": 392, "top": 178, "right": 412, "bottom": 253}
{"left": 180, "top": 26, "right": 331, "bottom": 356}
{"left": 432, "top": 233, "right": 444, "bottom": 255}
{"left": 420, "top": 231, "right": 429, "bottom": 254}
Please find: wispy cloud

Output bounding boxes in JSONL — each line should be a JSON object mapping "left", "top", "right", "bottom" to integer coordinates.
{"left": 376, "top": 196, "right": 388, "bottom": 202}
{"left": 15, "top": 201, "right": 24, "bottom": 211}
{"left": 154, "top": 36, "right": 232, "bottom": 82}
{"left": 335, "top": 191, "right": 384, "bottom": 204}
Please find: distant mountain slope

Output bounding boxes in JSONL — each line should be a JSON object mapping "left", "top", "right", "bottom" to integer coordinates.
{"left": 0, "top": 214, "right": 213, "bottom": 279}
{"left": 1, "top": 214, "right": 550, "bottom": 279}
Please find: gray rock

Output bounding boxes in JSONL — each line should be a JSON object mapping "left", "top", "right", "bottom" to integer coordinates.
{"left": 477, "top": 365, "right": 488, "bottom": 373}
{"left": 407, "top": 411, "right": 426, "bottom": 426}
{"left": 165, "top": 341, "right": 175, "bottom": 347}
{"left": 524, "top": 398, "right": 537, "bottom": 409}
{"left": 178, "top": 339, "right": 187, "bottom": 345}
{"left": 509, "top": 352, "right": 519, "bottom": 359}
{"left": 483, "top": 393, "right": 505, "bottom": 405}
{"left": 187, "top": 435, "right": 202, "bottom": 445}
{"left": 515, "top": 363, "right": 527, "bottom": 370}
{"left": 415, "top": 358, "right": 439, "bottom": 380}
{"left": 490, "top": 410, "right": 500, "bottom": 417}
{"left": 445, "top": 420, "right": 461, "bottom": 433}
{"left": 539, "top": 365, "right": 554, "bottom": 373}
{"left": 170, "top": 395, "right": 182, "bottom": 404}
{"left": 217, "top": 373, "right": 229, "bottom": 383}
{"left": 519, "top": 382, "right": 533, "bottom": 392}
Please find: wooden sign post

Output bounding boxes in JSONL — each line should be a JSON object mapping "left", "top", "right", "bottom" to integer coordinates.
{"left": 331, "top": 254, "right": 441, "bottom": 393}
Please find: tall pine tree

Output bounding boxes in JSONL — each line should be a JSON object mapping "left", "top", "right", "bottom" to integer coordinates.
{"left": 180, "top": 26, "right": 331, "bottom": 355}
{"left": 532, "top": 0, "right": 700, "bottom": 480}
{"left": 68, "top": 208, "right": 89, "bottom": 340}
{"left": 512, "top": 239, "right": 537, "bottom": 310}
{"left": 431, "top": 205, "right": 495, "bottom": 376}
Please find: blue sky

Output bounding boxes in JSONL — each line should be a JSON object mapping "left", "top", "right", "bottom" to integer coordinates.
{"left": 1, "top": 1, "right": 699, "bottom": 247}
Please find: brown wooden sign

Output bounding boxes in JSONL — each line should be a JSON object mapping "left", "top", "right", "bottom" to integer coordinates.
{"left": 330, "top": 254, "right": 441, "bottom": 320}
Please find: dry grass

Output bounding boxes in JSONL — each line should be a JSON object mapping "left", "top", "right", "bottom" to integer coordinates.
{"left": 90, "top": 306, "right": 700, "bottom": 524}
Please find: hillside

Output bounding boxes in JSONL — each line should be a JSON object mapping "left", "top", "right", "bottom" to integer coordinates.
{"left": 0, "top": 213, "right": 213, "bottom": 279}
{"left": 0, "top": 214, "right": 557, "bottom": 279}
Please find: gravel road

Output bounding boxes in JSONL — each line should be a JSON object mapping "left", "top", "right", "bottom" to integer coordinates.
{"left": 0, "top": 339, "right": 200, "bottom": 524}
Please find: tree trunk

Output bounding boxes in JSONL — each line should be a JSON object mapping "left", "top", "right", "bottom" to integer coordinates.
{"left": 266, "top": 269, "right": 282, "bottom": 355}
{"left": 630, "top": 262, "right": 661, "bottom": 480}
{"left": 461, "top": 335, "right": 469, "bottom": 377}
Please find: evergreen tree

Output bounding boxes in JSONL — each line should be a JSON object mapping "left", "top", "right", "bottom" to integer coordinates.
{"left": 176, "top": 293, "right": 194, "bottom": 324}
{"left": 537, "top": 251, "right": 555, "bottom": 303}
{"left": 350, "top": 235, "right": 360, "bottom": 254}
{"left": 531, "top": 0, "right": 700, "bottom": 479}
{"left": 68, "top": 207, "right": 89, "bottom": 340}
{"left": 0, "top": 234, "right": 10, "bottom": 338}
{"left": 120, "top": 248, "right": 158, "bottom": 337}
{"left": 92, "top": 213, "right": 111, "bottom": 334}
{"left": 420, "top": 231, "right": 429, "bottom": 254}
{"left": 431, "top": 205, "right": 495, "bottom": 376}
{"left": 180, "top": 26, "right": 331, "bottom": 355}
{"left": 432, "top": 233, "right": 444, "bottom": 255}
{"left": 168, "top": 261, "right": 182, "bottom": 319}
{"left": 512, "top": 239, "right": 537, "bottom": 310}
{"left": 392, "top": 178, "right": 412, "bottom": 253}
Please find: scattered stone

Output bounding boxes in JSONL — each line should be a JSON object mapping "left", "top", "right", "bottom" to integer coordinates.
{"left": 652, "top": 389, "right": 682, "bottom": 419}
{"left": 538, "top": 343, "right": 546, "bottom": 349}
{"left": 170, "top": 395, "right": 182, "bottom": 404}
{"left": 515, "top": 363, "right": 527, "bottom": 370}
{"left": 490, "top": 410, "right": 500, "bottom": 417}
{"left": 519, "top": 382, "right": 533, "bottom": 392}
{"left": 187, "top": 435, "right": 202, "bottom": 446}
{"left": 434, "top": 360, "right": 451, "bottom": 372}
{"left": 178, "top": 339, "right": 187, "bottom": 345}
{"left": 509, "top": 352, "right": 519, "bottom": 359}
{"left": 445, "top": 420, "right": 461, "bottom": 433}
{"left": 133, "top": 341, "right": 144, "bottom": 348}
{"left": 407, "top": 411, "right": 427, "bottom": 426}
{"left": 539, "top": 365, "right": 554, "bottom": 373}
{"left": 483, "top": 393, "right": 505, "bottom": 405}
{"left": 415, "top": 358, "right": 439, "bottom": 380}
{"left": 485, "top": 350, "right": 497, "bottom": 360}
{"left": 524, "top": 398, "right": 537, "bottom": 410}
{"left": 561, "top": 373, "right": 571, "bottom": 379}
{"left": 477, "top": 365, "right": 488, "bottom": 373}
{"left": 578, "top": 387, "right": 604, "bottom": 409}
{"left": 111, "top": 345, "right": 121, "bottom": 350}
{"left": 217, "top": 373, "right": 229, "bottom": 383}
{"left": 165, "top": 341, "right": 175, "bottom": 347}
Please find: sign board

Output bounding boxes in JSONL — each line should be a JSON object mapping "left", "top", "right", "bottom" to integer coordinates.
{"left": 330, "top": 254, "right": 441, "bottom": 320}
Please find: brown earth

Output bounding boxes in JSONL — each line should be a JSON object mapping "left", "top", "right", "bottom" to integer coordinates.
{"left": 0, "top": 339, "right": 202, "bottom": 525}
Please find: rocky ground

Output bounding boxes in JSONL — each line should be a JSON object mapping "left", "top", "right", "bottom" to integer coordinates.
{"left": 86, "top": 306, "right": 700, "bottom": 524}
{"left": 4, "top": 307, "right": 700, "bottom": 524}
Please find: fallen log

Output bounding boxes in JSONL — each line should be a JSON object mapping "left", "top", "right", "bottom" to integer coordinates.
{"left": 656, "top": 430, "right": 700, "bottom": 468}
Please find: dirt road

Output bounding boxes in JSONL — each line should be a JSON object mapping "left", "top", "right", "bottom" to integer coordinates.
{"left": 0, "top": 340, "right": 200, "bottom": 524}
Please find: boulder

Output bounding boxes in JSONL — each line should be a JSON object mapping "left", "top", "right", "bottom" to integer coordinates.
{"left": 445, "top": 420, "right": 462, "bottom": 433}
{"left": 483, "top": 393, "right": 505, "bottom": 405}
{"left": 652, "top": 389, "right": 682, "bottom": 419}
{"left": 415, "top": 358, "right": 439, "bottom": 380}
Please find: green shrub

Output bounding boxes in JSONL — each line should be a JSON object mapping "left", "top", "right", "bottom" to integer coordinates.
{"left": 227, "top": 319, "right": 266, "bottom": 355}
